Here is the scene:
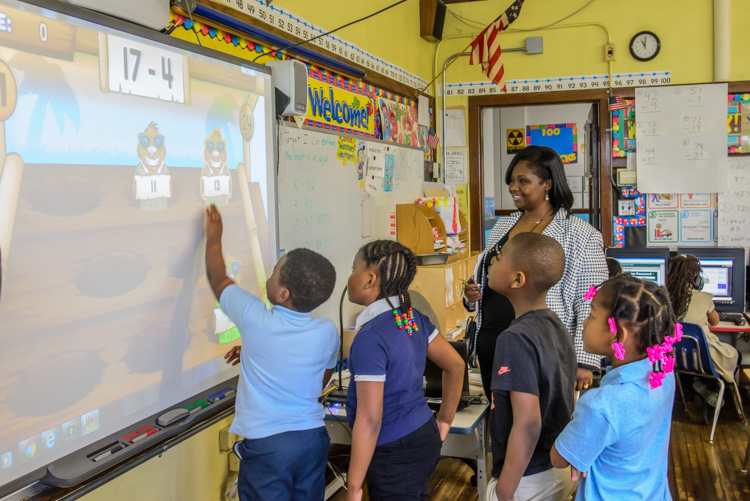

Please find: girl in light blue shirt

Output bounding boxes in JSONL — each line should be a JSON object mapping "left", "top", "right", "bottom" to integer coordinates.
{"left": 551, "top": 275, "right": 678, "bottom": 501}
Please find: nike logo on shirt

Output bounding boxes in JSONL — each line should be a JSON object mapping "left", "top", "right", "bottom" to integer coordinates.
{"left": 497, "top": 366, "right": 510, "bottom": 375}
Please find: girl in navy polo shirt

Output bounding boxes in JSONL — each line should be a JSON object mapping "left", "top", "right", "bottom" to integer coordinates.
{"left": 551, "top": 275, "right": 677, "bottom": 500}
{"left": 344, "top": 240, "right": 465, "bottom": 501}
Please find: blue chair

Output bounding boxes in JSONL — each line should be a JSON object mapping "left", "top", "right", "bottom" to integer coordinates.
{"left": 672, "top": 322, "right": 744, "bottom": 444}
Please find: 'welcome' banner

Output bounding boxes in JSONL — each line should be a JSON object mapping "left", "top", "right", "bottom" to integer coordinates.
{"left": 305, "top": 68, "right": 375, "bottom": 137}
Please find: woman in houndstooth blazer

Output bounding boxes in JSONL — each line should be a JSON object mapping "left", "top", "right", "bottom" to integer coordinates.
{"left": 464, "top": 146, "right": 608, "bottom": 398}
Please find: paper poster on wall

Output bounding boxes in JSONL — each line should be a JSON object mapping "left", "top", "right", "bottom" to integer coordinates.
{"left": 418, "top": 95, "right": 429, "bottom": 126}
{"left": 455, "top": 184, "right": 468, "bottom": 218}
{"left": 526, "top": 123, "right": 578, "bottom": 164}
{"left": 367, "top": 144, "right": 385, "bottom": 177}
{"left": 336, "top": 136, "right": 357, "bottom": 165}
{"left": 445, "top": 108, "right": 466, "bottom": 147}
{"left": 679, "top": 193, "right": 713, "bottom": 208}
{"left": 506, "top": 128, "right": 524, "bottom": 153}
{"left": 679, "top": 209, "right": 714, "bottom": 244}
{"left": 384, "top": 153, "right": 395, "bottom": 192}
{"left": 635, "top": 83, "right": 728, "bottom": 194}
{"left": 646, "top": 193, "right": 679, "bottom": 209}
{"left": 356, "top": 140, "right": 367, "bottom": 188}
{"left": 445, "top": 149, "right": 467, "bottom": 184}
{"left": 647, "top": 210, "right": 679, "bottom": 245}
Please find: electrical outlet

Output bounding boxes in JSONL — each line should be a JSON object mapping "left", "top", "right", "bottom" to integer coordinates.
{"left": 605, "top": 43, "right": 616, "bottom": 61}
{"left": 618, "top": 199, "right": 635, "bottom": 216}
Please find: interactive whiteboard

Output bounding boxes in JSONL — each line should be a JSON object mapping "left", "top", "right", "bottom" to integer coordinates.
{"left": 0, "top": 0, "right": 277, "bottom": 492}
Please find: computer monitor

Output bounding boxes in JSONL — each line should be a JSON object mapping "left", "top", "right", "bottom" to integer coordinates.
{"left": 424, "top": 341, "right": 471, "bottom": 400}
{"left": 676, "top": 247, "right": 747, "bottom": 313}
{"left": 605, "top": 247, "right": 670, "bottom": 286}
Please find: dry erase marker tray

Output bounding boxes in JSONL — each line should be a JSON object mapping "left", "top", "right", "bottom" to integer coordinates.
{"left": 42, "top": 383, "right": 237, "bottom": 487}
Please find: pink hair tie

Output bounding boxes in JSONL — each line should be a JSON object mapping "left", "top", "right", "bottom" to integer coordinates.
{"left": 611, "top": 342, "right": 626, "bottom": 360}
{"left": 674, "top": 323, "right": 683, "bottom": 342}
{"left": 608, "top": 317, "right": 617, "bottom": 334}
{"left": 584, "top": 285, "right": 598, "bottom": 301}
{"left": 662, "top": 356, "right": 676, "bottom": 373}
{"left": 649, "top": 372, "right": 666, "bottom": 389}
{"left": 663, "top": 335, "right": 677, "bottom": 346}
{"left": 647, "top": 345, "right": 664, "bottom": 363}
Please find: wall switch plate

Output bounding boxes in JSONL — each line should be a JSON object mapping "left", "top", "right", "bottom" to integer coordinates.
{"left": 618, "top": 199, "right": 635, "bottom": 216}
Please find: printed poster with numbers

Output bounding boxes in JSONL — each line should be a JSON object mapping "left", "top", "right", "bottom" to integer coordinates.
{"left": 647, "top": 210, "right": 679, "bottom": 245}
{"left": 679, "top": 209, "right": 714, "bottom": 245}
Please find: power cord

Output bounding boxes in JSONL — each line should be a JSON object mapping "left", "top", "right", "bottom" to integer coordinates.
{"left": 252, "top": 0, "right": 408, "bottom": 62}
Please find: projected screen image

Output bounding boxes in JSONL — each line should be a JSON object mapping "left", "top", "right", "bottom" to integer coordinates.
{"left": 0, "top": 0, "right": 276, "bottom": 488}
{"left": 699, "top": 259, "right": 733, "bottom": 301}
{"left": 615, "top": 257, "right": 667, "bottom": 286}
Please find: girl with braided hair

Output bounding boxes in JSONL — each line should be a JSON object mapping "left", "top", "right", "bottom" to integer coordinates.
{"left": 551, "top": 275, "right": 677, "bottom": 501}
{"left": 344, "top": 240, "right": 465, "bottom": 501}
{"left": 666, "top": 254, "right": 739, "bottom": 406}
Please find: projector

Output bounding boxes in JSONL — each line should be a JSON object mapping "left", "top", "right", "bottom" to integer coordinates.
{"left": 62, "top": 0, "right": 170, "bottom": 31}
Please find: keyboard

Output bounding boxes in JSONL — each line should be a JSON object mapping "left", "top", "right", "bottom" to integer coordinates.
{"left": 718, "top": 312, "right": 747, "bottom": 326}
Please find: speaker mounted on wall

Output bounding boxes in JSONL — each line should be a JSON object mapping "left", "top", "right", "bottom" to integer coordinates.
{"left": 419, "top": 0, "right": 446, "bottom": 42}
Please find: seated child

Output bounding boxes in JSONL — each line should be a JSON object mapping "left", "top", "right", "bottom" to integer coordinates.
{"left": 205, "top": 205, "right": 339, "bottom": 501}
{"left": 486, "top": 232, "right": 577, "bottom": 501}
{"left": 552, "top": 275, "right": 677, "bottom": 501}
{"left": 667, "top": 254, "right": 739, "bottom": 406}
{"left": 345, "top": 240, "right": 465, "bottom": 501}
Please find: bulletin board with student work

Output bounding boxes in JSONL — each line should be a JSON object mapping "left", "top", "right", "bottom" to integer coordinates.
{"left": 277, "top": 124, "right": 425, "bottom": 325}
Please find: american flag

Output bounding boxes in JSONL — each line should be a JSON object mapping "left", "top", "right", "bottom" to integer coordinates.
{"left": 608, "top": 96, "right": 629, "bottom": 111}
{"left": 469, "top": 0, "right": 525, "bottom": 92}
{"left": 427, "top": 128, "right": 439, "bottom": 149}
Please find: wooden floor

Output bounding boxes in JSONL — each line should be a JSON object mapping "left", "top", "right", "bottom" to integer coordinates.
{"left": 330, "top": 384, "right": 750, "bottom": 500}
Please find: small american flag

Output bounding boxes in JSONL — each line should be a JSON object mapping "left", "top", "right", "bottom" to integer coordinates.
{"left": 608, "top": 96, "right": 629, "bottom": 111}
{"left": 469, "top": 0, "right": 525, "bottom": 92}
{"left": 427, "top": 128, "right": 440, "bottom": 149}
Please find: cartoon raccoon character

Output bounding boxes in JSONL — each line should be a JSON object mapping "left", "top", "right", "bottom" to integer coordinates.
{"left": 133, "top": 122, "right": 171, "bottom": 211}
{"left": 200, "top": 127, "right": 232, "bottom": 206}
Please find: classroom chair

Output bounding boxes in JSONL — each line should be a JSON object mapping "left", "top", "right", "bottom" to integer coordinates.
{"left": 673, "top": 322, "right": 744, "bottom": 444}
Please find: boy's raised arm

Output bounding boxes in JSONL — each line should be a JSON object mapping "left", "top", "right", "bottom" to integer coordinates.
{"left": 205, "top": 205, "right": 234, "bottom": 300}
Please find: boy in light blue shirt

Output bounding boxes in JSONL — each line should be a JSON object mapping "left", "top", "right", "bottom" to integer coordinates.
{"left": 205, "top": 205, "right": 339, "bottom": 501}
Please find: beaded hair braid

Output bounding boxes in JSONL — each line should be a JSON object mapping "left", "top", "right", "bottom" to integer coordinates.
{"left": 359, "top": 240, "right": 418, "bottom": 335}
{"left": 590, "top": 275, "right": 679, "bottom": 389}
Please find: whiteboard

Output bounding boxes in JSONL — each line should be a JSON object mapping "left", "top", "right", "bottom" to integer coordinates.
{"left": 719, "top": 157, "right": 750, "bottom": 259}
{"left": 277, "top": 125, "right": 424, "bottom": 325}
{"left": 636, "top": 83, "right": 727, "bottom": 193}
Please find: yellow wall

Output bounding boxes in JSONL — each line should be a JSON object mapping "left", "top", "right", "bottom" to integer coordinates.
{"left": 74, "top": 3, "right": 750, "bottom": 499}
{"left": 438, "top": 0, "right": 748, "bottom": 89}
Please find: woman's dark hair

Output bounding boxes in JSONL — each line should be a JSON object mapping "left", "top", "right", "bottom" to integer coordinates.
{"left": 357, "top": 240, "right": 417, "bottom": 313}
{"left": 595, "top": 275, "right": 676, "bottom": 354}
{"left": 666, "top": 254, "right": 702, "bottom": 320}
{"left": 505, "top": 145, "right": 574, "bottom": 213}
{"left": 279, "top": 248, "right": 336, "bottom": 312}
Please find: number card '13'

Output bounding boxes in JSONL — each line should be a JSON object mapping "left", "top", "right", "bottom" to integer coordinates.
{"left": 102, "top": 34, "right": 186, "bottom": 103}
